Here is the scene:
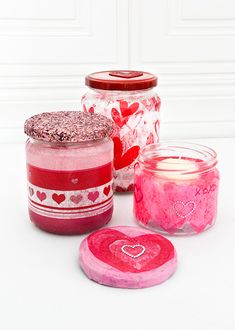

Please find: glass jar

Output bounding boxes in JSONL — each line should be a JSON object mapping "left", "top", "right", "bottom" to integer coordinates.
{"left": 81, "top": 70, "right": 161, "bottom": 192}
{"left": 134, "top": 142, "right": 220, "bottom": 235}
{"left": 24, "top": 111, "right": 113, "bottom": 235}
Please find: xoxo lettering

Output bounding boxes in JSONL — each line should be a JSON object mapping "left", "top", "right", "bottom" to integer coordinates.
{"left": 195, "top": 184, "right": 217, "bottom": 197}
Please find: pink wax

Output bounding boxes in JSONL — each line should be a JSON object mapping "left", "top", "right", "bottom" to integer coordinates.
{"left": 24, "top": 111, "right": 114, "bottom": 235}
{"left": 134, "top": 143, "right": 220, "bottom": 235}
{"left": 79, "top": 226, "right": 177, "bottom": 288}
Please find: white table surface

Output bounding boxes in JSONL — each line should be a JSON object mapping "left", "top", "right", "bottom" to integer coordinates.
{"left": 0, "top": 138, "right": 235, "bottom": 330}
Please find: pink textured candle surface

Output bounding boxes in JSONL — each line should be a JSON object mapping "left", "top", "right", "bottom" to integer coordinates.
{"left": 79, "top": 226, "right": 177, "bottom": 288}
{"left": 134, "top": 157, "right": 219, "bottom": 235}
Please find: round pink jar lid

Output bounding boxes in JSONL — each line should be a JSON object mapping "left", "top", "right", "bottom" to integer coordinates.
{"left": 85, "top": 70, "right": 157, "bottom": 91}
{"left": 79, "top": 226, "right": 177, "bottom": 289}
{"left": 24, "top": 111, "right": 113, "bottom": 143}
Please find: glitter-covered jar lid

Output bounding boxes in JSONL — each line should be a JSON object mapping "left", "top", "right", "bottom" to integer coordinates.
{"left": 24, "top": 111, "right": 113, "bottom": 143}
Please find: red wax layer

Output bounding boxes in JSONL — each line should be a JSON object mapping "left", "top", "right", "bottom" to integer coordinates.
{"left": 29, "top": 207, "right": 113, "bottom": 235}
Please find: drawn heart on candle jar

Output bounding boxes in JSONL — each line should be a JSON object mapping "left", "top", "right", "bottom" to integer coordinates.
{"left": 36, "top": 191, "right": 46, "bottom": 202}
{"left": 111, "top": 108, "right": 128, "bottom": 128}
{"left": 119, "top": 101, "right": 139, "bottom": 117}
{"left": 29, "top": 187, "right": 34, "bottom": 197}
{"left": 87, "top": 228, "right": 174, "bottom": 272}
{"left": 174, "top": 200, "right": 196, "bottom": 219}
{"left": 70, "top": 194, "right": 83, "bottom": 204}
{"left": 134, "top": 184, "right": 143, "bottom": 203}
{"left": 113, "top": 137, "right": 140, "bottom": 170}
{"left": 88, "top": 191, "right": 99, "bottom": 202}
{"left": 103, "top": 185, "right": 111, "bottom": 196}
{"left": 52, "top": 193, "right": 66, "bottom": 205}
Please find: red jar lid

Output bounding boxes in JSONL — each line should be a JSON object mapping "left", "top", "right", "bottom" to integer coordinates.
{"left": 85, "top": 70, "right": 157, "bottom": 91}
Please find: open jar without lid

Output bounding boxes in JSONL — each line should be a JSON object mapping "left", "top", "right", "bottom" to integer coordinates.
{"left": 82, "top": 70, "right": 161, "bottom": 192}
{"left": 134, "top": 142, "right": 220, "bottom": 235}
{"left": 24, "top": 111, "right": 114, "bottom": 235}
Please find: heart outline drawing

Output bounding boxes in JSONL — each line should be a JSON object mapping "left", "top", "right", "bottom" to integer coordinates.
{"left": 121, "top": 244, "right": 146, "bottom": 259}
{"left": 174, "top": 200, "right": 196, "bottom": 219}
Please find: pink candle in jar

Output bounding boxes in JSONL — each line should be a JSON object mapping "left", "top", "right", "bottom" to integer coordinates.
{"left": 82, "top": 70, "right": 161, "bottom": 192}
{"left": 24, "top": 111, "right": 114, "bottom": 235}
{"left": 134, "top": 142, "right": 220, "bottom": 235}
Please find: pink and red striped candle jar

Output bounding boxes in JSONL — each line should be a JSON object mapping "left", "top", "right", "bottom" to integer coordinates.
{"left": 24, "top": 111, "right": 114, "bottom": 235}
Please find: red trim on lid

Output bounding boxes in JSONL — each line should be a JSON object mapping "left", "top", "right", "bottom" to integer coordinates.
{"left": 85, "top": 70, "right": 157, "bottom": 91}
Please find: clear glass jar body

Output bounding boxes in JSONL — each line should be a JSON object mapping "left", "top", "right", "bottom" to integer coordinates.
{"left": 134, "top": 142, "right": 220, "bottom": 236}
{"left": 81, "top": 88, "right": 161, "bottom": 192}
{"left": 26, "top": 137, "right": 113, "bottom": 234}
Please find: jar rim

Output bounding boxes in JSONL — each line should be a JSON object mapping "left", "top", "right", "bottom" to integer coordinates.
{"left": 138, "top": 141, "right": 217, "bottom": 174}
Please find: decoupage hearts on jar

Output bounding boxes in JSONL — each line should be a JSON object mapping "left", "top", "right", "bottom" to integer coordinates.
{"left": 113, "top": 137, "right": 140, "bottom": 170}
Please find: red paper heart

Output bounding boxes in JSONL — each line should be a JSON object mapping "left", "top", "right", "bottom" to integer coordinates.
{"left": 113, "top": 137, "right": 140, "bottom": 170}
{"left": 103, "top": 185, "right": 111, "bottom": 196}
{"left": 111, "top": 108, "right": 128, "bottom": 128}
{"left": 119, "top": 101, "right": 139, "bottom": 117}
{"left": 70, "top": 194, "right": 83, "bottom": 204}
{"left": 88, "top": 191, "right": 99, "bottom": 202}
{"left": 52, "top": 193, "right": 65, "bottom": 205}
{"left": 36, "top": 191, "right": 46, "bottom": 202}
{"left": 87, "top": 228, "right": 174, "bottom": 273}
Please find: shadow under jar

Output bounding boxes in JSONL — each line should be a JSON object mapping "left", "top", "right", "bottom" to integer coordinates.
{"left": 134, "top": 142, "right": 220, "bottom": 236}
{"left": 82, "top": 70, "right": 161, "bottom": 193}
{"left": 24, "top": 111, "right": 114, "bottom": 235}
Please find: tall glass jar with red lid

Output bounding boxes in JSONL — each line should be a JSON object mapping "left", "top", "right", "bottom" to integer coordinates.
{"left": 81, "top": 70, "right": 161, "bottom": 192}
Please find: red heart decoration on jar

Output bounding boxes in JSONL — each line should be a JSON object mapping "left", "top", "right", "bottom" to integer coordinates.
{"left": 87, "top": 228, "right": 175, "bottom": 273}
{"left": 52, "top": 193, "right": 66, "bottom": 205}
{"left": 113, "top": 137, "right": 140, "bottom": 170}
{"left": 119, "top": 101, "right": 139, "bottom": 117}
{"left": 111, "top": 108, "right": 128, "bottom": 128}
{"left": 88, "top": 191, "right": 99, "bottom": 202}
{"left": 70, "top": 194, "right": 83, "bottom": 204}
{"left": 36, "top": 191, "right": 46, "bottom": 202}
{"left": 103, "top": 185, "right": 111, "bottom": 196}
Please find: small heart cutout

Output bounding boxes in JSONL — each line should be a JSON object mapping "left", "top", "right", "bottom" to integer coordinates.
{"left": 52, "top": 193, "right": 66, "bottom": 205}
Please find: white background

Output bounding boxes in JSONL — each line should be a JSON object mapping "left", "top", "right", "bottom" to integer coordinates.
{"left": 0, "top": 1, "right": 235, "bottom": 330}
{"left": 1, "top": 0, "right": 235, "bottom": 142}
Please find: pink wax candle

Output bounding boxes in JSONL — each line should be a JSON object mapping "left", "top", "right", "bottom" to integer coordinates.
{"left": 134, "top": 142, "right": 220, "bottom": 235}
{"left": 24, "top": 111, "right": 114, "bottom": 235}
